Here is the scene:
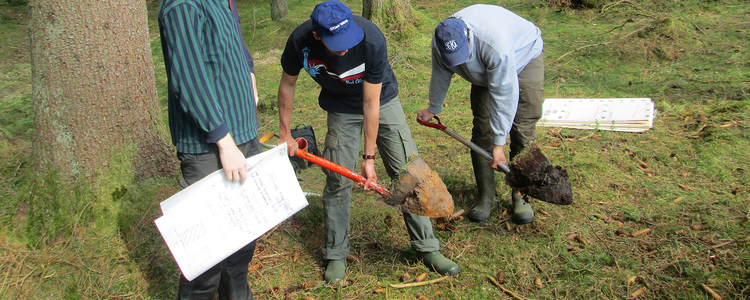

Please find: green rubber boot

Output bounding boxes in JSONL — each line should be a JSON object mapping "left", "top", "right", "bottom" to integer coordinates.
{"left": 418, "top": 251, "right": 460, "bottom": 276}
{"left": 467, "top": 151, "right": 499, "bottom": 223}
{"left": 511, "top": 190, "right": 534, "bottom": 224}
{"left": 324, "top": 259, "right": 346, "bottom": 282}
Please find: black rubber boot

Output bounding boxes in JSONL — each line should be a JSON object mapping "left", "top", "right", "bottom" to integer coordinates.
{"left": 467, "top": 151, "right": 499, "bottom": 223}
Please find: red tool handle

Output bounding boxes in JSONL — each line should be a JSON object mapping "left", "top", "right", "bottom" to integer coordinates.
{"left": 416, "top": 116, "right": 511, "bottom": 174}
{"left": 293, "top": 138, "right": 391, "bottom": 196}
{"left": 416, "top": 115, "right": 447, "bottom": 131}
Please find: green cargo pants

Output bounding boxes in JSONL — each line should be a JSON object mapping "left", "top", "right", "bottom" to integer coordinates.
{"left": 470, "top": 52, "right": 545, "bottom": 159}
{"left": 320, "top": 96, "right": 440, "bottom": 261}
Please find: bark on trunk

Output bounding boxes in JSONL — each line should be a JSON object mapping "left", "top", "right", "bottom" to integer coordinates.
{"left": 29, "top": 0, "right": 174, "bottom": 184}
{"left": 28, "top": 0, "right": 176, "bottom": 240}
{"left": 271, "top": 0, "right": 288, "bottom": 20}
{"left": 362, "top": 0, "right": 414, "bottom": 26}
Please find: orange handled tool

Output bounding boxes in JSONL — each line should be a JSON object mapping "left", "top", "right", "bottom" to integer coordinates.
{"left": 260, "top": 132, "right": 390, "bottom": 196}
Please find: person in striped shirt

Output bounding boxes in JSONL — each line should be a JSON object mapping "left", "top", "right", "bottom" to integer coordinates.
{"left": 158, "top": 0, "right": 260, "bottom": 298}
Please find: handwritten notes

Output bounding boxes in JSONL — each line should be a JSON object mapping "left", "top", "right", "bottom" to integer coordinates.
{"left": 155, "top": 144, "right": 308, "bottom": 281}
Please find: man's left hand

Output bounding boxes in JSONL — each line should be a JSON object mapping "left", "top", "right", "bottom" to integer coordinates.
{"left": 491, "top": 145, "right": 507, "bottom": 170}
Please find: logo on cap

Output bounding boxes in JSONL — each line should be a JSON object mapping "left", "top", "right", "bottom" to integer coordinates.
{"left": 444, "top": 40, "right": 459, "bottom": 52}
{"left": 329, "top": 19, "right": 348, "bottom": 32}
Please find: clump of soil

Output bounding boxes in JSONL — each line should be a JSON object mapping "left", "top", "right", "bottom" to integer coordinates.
{"left": 384, "top": 156, "right": 454, "bottom": 218}
{"left": 505, "top": 143, "right": 573, "bottom": 205}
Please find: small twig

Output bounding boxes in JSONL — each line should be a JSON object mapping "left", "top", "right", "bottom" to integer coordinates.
{"left": 487, "top": 276, "right": 527, "bottom": 300}
{"left": 690, "top": 22, "right": 706, "bottom": 35}
{"left": 111, "top": 292, "right": 137, "bottom": 299}
{"left": 531, "top": 257, "right": 551, "bottom": 282}
{"left": 50, "top": 258, "right": 104, "bottom": 275}
{"left": 255, "top": 253, "right": 289, "bottom": 260}
{"left": 587, "top": 222, "right": 621, "bottom": 270}
{"left": 605, "top": 20, "right": 632, "bottom": 33}
{"left": 706, "top": 237, "right": 749, "bottom": 251}
{"left": 388, "top": 276, "right": 451, "bottom": 289}
{"left": 17, "top": 270, "right": 35, "bottom": 290}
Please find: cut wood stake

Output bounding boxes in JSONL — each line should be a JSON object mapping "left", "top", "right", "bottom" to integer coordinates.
{"left": 487, "top": 276, "right": 527, "bottom": 300}
{"left": 388, "top": 276, "right": 450, "bottom": 289}
{"left": 701, "top": 284, "right": 722, "bottom": 300}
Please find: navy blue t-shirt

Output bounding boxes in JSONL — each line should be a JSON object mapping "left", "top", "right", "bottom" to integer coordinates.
{"left": 280, "top": 15, "right": 398, "bottom": 114}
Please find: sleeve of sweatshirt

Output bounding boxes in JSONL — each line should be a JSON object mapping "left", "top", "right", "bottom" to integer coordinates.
{"left": 161, "top": 4, "right": 229, "bottom": 143}
{"left": 427, "top": 43, "right": 455, "bottom": 115}
{"left": 484, "top": 50, "right": 519, "bottom": 146}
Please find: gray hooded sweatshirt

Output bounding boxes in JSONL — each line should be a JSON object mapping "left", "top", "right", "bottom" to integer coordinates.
{"left": 428, "top": 4, "right": 543, "bottom": 146}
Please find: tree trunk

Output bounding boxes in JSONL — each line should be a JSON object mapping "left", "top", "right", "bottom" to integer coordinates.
{"left": 362, "top": 0, "right": 415, "bottom": 31}
{"left": 271, "top": 0, "right": 288, "bottom": 20}
{"left": 28, "top": 0, "right": 175, "bottom": 240}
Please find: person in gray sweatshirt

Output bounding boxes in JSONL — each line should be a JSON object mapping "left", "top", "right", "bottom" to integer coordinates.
{"left": 417, "top": 4, "right": 544, "bottom": 224}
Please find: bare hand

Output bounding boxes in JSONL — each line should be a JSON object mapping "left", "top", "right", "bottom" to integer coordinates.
{"left": 417, "top": 109, "right": 436, "bottom": 122}
{"left": 217, "top": 133, "right": 248, "bottom": 184}
{"left": 360, "top": 159, "right": 378, "bottom": 190}
{"left": 491, "top": 145, "right": 507, "bottom": 171}
{"left": 277, "top": 131, "right": 299, "bottom": 156}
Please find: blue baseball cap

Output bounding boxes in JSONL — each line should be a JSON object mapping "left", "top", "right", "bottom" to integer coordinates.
{"left": 434, "top": 18, "right": 469, "bottom": 67}
{"left": 310, "top": 1, "right": 364, "bottom": 52}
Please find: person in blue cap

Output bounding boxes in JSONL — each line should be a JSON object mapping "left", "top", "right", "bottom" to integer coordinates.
{"left": 276, "top": 0, "right": 459, "bottom": 282}
{"left": 417, "top": 5, "right": 545, "bottom": 224}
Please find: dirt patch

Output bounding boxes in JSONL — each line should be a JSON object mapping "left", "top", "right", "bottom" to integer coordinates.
{"left": 384, "top": 156, "right": 454, "bottom": 218}
{"left": 505, "top": 143, "right": 573, "bottom": 205}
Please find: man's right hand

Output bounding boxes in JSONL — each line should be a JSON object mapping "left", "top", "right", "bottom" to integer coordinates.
{"left": 417, "top": 109, "right": 436, "bottom": 122}
{"left": 277, "top": 131, "right": 299, "bottom": 157}
{"left": 217, "top": 133, "right": 248, "bottom": 184}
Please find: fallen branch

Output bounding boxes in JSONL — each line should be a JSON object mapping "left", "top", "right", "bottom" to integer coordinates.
{"left": 599, "top": 0, "right": 635, "bottom": 14}
{"left": 487, "top": 276, "right": 527, "bottom": 300}
{"left": 550, "top": 25, "right": 651, "bottom": 64}
{"left": 388, "top": 276, "right": 450, "bottom": 289}
{"left": 551, "top": 42, "right": 614, "bottom": 65}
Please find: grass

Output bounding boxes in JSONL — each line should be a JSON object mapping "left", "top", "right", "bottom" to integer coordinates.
{"left": 1, "top": 0, "right": 749, "bottom": 299}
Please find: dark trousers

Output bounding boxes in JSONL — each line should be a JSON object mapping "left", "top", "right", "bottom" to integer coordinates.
{"left": 176, "top": 138, "right": 262, "bottom": 300}
{"left": 470, "top": 52, "right": 545, "bottom": 160}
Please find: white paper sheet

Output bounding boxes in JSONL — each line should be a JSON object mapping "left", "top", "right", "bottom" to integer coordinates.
{"left": 538, "top": 98, "right": 655, "bottom": 132}
{"left": 154, "top": 144, "right": 308, "bottom": 281}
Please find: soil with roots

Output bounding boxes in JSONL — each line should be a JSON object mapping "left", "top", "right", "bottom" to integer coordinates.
{"left": 506, "top": 143, "right": 574, "bottom": 205}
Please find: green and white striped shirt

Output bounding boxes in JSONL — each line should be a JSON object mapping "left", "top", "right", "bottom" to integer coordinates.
{"left": 158, "top": 0, "right": 258, "bottom": 154}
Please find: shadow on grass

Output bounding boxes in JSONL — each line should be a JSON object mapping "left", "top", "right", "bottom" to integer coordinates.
{"left": 116, "top": 178, "right": 181, "bottom": 299}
